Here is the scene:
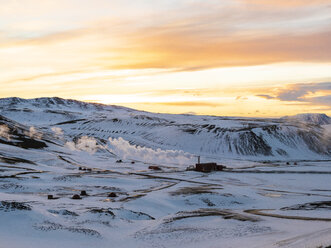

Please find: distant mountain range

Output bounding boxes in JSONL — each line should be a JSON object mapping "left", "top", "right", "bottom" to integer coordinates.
{"left": 0, "top": 97, "right": 330, "bottom": 160}
{"left": 281, "top": 113, "right": 331, "bottom": 125}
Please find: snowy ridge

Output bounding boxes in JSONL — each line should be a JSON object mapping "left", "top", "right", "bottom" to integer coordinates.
{"left": 0, "top": 97, "right": 330, "bottom": 160}
{"left": 282, "top": 113, "right": 331, "bottom": 125}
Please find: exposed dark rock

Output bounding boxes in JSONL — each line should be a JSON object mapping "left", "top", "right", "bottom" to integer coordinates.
{"left": 0, "top": 201, "right": 31, "bottom": 211}
{"left": 72, "top": 194, "right": 81, "bottom": 200}
{"left": 48, "top": 209, "right": 79, "bottom": 216}
{"left": 80, "top": 190, "right": 88, "bottom": 196}
{"left": 88, "top": 208, "right": 115, "bottom": 217}
{"left": 276, "top": 148, "right": 288, "bottom": 156}
{"left": 34, "top": 221, "right": 101, "bottom": 237}
{"left": 281, "top": 201, "right": 331, "bottom": 211}
{"left": 108, "top": 192, "right": 117, "bottom": 197}
{"left": 0, "top": 156, "right": 34, "bottom": 165}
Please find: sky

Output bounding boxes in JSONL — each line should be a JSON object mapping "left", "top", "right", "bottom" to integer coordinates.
{"left": 1, "top": 0, "right": 331, "bottom": 117}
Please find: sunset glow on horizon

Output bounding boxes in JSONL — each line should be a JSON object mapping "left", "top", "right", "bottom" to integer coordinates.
{"left": 1, "top": 0, "right": 330, "bottom": 117}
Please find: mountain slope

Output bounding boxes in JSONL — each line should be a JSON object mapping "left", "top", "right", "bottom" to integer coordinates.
{"left": 282, "top": 113, "right": 331, "bottom": 125}
{"left": 0, "top": 97, "right": 330, "bottom": 160}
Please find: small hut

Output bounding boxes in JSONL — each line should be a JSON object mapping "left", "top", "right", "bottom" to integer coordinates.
{"left": 195, "top": 162, "right": 218, "bottom": 172}
{"left": 194, "top": 156, "right": 226, "bottom": 172}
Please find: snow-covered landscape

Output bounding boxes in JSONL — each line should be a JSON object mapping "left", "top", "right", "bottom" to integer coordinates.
{"left": 0, "top": 97, "right": 330, "bottom": 248}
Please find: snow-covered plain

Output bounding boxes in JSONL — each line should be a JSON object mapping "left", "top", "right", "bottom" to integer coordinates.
{"left": 0, "top": 97, "right": 330, "bottom": 248}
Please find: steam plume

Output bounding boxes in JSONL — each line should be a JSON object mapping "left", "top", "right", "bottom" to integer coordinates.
{"left": 108, "top": 137, "right": 194, "bottom": 165}
{"left": 25, "top": 126, "right": 43, "bottom": 139}
{"left": 66, "top": 136, "right": 103, "bottom": 154}
{"left": 0, "top": 125, "right": 11, "bottom": 141}
{"left": 51, "top": 127, "right": 64, "bottom": 138}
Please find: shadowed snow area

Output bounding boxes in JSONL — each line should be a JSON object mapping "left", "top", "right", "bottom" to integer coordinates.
{"left": 0, "top": 97, "right": 330, "bottom": 248}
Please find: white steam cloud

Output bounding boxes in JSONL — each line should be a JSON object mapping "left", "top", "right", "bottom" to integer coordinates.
{"left": 66, "top": 136, "right": 103, "bottom": 154}
{"left": 0, "top": 125, "right": 11, "bottom": 141}
{"left": 51, "top": 127, "right": 64, "bottom": 138}
{"left": 25, "top": 126, "right": 43, "bottom": 139}
{"left": 64, "top": 135, "right": 194, "bottom": 164}
{"left": 108, "top": 137, "right": 194, "bottom": 165}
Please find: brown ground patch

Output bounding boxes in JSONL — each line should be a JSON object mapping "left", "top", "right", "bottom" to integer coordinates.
{"left": 245, "top": 209, "right": 331, "bottom": 221}
{"left": 165, "top": 208, "right": 260, "bottom": 223}
{"left": 169, "top": 185, "right": 223, "bottom": 196}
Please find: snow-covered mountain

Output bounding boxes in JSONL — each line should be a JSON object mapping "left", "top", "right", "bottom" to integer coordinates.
{"left": 0, "top": 97, "right": 330, "bottom": 160}
{"left": 282, "top": 113, "right": 331, "bottom": 125}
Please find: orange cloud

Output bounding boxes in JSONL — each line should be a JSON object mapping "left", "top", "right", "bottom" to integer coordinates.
{"left": 154, "top": 101, "right": 221, "bottom": 107}
{"left": 98, "top": 29, "right": 331, "bottom": 70}
{"left": 256, "top": 82, "right": 331, "bottom": 109}
{"left": 1, "top": 0, "right": 331, "bottom": 117}
{"left": 241, "top": 0, "right": 330, "bottom": 7}
{"left": 1, "top": 0, "right": 330, "bottom": 76}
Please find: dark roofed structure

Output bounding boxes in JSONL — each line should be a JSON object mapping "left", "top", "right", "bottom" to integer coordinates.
{"left": 195, "top": 162, "right": 226, "bottom": 172}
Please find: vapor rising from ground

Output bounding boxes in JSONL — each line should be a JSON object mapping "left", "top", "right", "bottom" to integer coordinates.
{"left": 108, "top": 137, "right": 194, "bottom": 165}
{"left": 0, "top": 124, "right": 11, "bottom": 141}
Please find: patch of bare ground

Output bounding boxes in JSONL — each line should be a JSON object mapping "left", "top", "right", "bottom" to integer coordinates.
{"left": 33, "top": 221, "right": 101, "bottom": 238}
{"left": 245, "top": 209, "right": 331, "bottom": 221}
{"left": 86, "top": 207, "right": 155, "bottom": 220}
{"left": 129, "top": 172, "right": 223, "bottom": 186}
{"left": 0, "top": 201, "right": 32, "bottom": 211}
{"left": 119, "top": 193, "right": 146, "bottom": 202}
{"left": 135, "top": 182, "right": 178, "bottom": 194}
{"left": 0, "top": 170, "right": 46, "bottom": 178}
{"left": 281, "top": 201, "right": 331, "bottom": 211}
{"left": 52, "top": 174, "right": 82, "bottom": 181}
{"left": 169, "top": 185, "right": 223, "bottom": 196}
{"left": 47, "top": 209, "right": 79, "bottom": 216}
{"left": 165, "top": 208, "right": 260, "bottom": 223}
{"left": 259, "top": 188, "right": 331, "bottom": 197}
{"left": 0, "top": 155, "right": 35, "bottom": 165}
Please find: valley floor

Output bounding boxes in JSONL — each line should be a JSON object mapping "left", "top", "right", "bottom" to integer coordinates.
{"left": 0, "top": 142, "right": 330, "bottom": 248}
